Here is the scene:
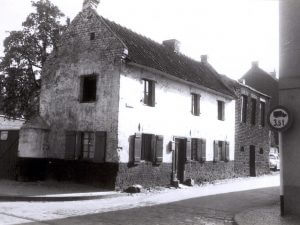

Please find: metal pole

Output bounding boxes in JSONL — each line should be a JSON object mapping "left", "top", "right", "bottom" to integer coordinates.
{"left": 279, "top": 132, "right": 284, "bottom": 216}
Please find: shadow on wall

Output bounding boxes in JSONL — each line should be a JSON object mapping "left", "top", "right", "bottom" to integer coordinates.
{"left": 17, "top": 158, "right": 119, "bottom": 190}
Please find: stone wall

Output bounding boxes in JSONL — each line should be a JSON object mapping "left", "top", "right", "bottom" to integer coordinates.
{"left": 234, "top": 85, "right": 270, "bottom": 176}
{"left": 185, "top": 161, "right": 235, "bottom": 183}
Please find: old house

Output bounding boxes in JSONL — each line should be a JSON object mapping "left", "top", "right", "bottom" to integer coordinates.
{"left": 219, "top": 75, "right": 271, "bottom": 177}
{"left": 241, "top": 62, "right": 278, "bottom": 147}
{"left": 17, "top": 0, "right": 238, "bottom": 188}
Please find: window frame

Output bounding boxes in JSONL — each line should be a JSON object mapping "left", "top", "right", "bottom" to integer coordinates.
{"left": 241, "top": 94, "right": 248, "bottom": 123}
{"left": 141, "top": 133, "right": 154, "bottom": 162}
{"left": 260, "top": 101, "right": 266, "bottom": 127}
{"left": 142, "top": 79, "right": 155, "bottom": 107}
{"left": 80, "top": 132, "right": 95, "bottom": 160}
{"left": 0, "top": 131, "right": 8, "bottom": 141}
{"left": 191, "top": 93, "right": 200, "bottom": 116}
{"left": 217, "top": 100, "right": 225, "bottom": 121}
{"left": 80, "top": 74, "right": 98, "bottom": 103}
{"left": 251, "top": 98, "right": 257, "bottom": 125}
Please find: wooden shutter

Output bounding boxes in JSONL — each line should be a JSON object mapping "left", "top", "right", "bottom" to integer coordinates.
{"left": 134, "top": 133, "right": 142, "bottom": 164}
{"left": 213, "top": 140, "right": 219, "bottom": 162}
{"left": 225, "top": 141, "right": 230, "bottom": 162}
{"left": 75, "top": 132, "right": 82, "bottom": 159}
{"left": 201, "top": 139, "right": 206, "bottom": 162}
{"left": 196, "top": 95, "right": 200, "bottom": 115}
{"left": 151, "top": 134, "right": 156, "bottom": 162}
{"left": 155, "top": 135, "right": 164, "bottom": 164}
{"left": 65, "top": 131, "right": 76, "bottom": 160}
{"left": 150, "top": 81, "right": 155, "bottom": 107}
{"left": 186, "top": 138, "right": 192, "bottom": 162}
{"left": 221, "top": 141, "right": 226, "bottom": 161}
{"left": 94, "top": 131, "right": 106, "bottom": 163}
{"left": 196, "top": 139, "right": 202, "bottom": 162}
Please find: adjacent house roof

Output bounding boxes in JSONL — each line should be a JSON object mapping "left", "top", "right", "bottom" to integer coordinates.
{"left": 99, "top": 16, "right": 235, "bottom": 98}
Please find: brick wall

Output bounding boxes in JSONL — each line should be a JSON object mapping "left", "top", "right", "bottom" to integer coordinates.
{"left": 234, "top": 85, "right": 270, "bottom": 176}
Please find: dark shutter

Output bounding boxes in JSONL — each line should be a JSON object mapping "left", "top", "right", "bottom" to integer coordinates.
{"left": 65, "top": 131, "right": 76, "bottom": 160}
{"left": 151, "top": 134, "right": 157, "bottom": 162}
{"left": 186, "top": 138, "right": 192, "bottom": 162}
{"left": 196, "top": 95, "right": 200, "bottom": 115}
{"left": 75, "top": 132, "right": 82, "bottom": 159}
{"left": 201, "top": 139, "right": 206, "bottom": 162}
{"left": 134, "top": 133, "right": 142, "bottom": 164}
{"left": 94, "top": 131, "right": 106, "bottom": 163}
{"left": 150, "top": 81, "right": 155, "bottom": 107}
{"left": 213, "top": 140, "right": 219, "bottom": 162}
{"left": 155, "top": 135, "right": 164, "bottom": 164}
{"left": 196, "top": 139, "right": 202, "bottom": 162}
{"left": 225, "top": 141, "right": 230, "bottom": 162}
{"left": 221, "top": 141, "right": 226, "bottom": 161}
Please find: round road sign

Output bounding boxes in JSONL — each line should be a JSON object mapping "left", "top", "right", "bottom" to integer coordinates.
{"left": 268, "top": 106, "right": 292, "bottom": 132}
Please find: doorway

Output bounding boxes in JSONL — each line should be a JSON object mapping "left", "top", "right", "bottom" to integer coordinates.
{"left": 249, "top": 145, "right": 256, "bottom": 177}
{"left": 174, "top": 138, "right": 186, "bottom": 183}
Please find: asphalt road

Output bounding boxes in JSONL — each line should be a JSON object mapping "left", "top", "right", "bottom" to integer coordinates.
{"left": 17, "top": 186, "right": 279, "bottom": 225}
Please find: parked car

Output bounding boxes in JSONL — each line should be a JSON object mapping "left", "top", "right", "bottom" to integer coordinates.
{"left": 269, "top": 154, "right": 280, "bottom": 171}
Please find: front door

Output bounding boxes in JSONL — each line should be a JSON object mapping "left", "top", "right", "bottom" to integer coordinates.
{"left": 249, "top": 145, "right": 256, "bottom": 177}
{"left": 174, "top": 138, "right": 186, "bottom": 183}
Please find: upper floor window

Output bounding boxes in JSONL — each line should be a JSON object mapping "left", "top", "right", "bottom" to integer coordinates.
{"left": 191, "top": 93, "right": 200, "bottom": 116}
{"left": 143, "top": 79, "right": 155, "bottom": 107}
{"left": 90, "top": 32, "right": 95, "bottom": 41}
{"left": 260, "top": 101, "right": 266, "bottom": 127}
{"left": 241, "top": 95, "right": 248, "bottom": 123}
{"left": 81, "top": 75, "right": 97, "bottom": 103}
{"left": 217, "top": 100, "right": 225, "bottom": 121}
{"left": 251, "top": 98, "right": 257, "bottom": 125}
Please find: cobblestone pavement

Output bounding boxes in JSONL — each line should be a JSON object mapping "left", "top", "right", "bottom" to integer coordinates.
{"left": 12, "top": 186, "right": 278, "bottom": 225}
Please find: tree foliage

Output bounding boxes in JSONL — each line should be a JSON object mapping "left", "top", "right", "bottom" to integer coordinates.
{"left": 0, "top": 0, "right": 66, "bottom": 119}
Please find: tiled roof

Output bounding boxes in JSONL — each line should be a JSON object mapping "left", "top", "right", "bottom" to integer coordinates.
{"left": 100, "top": 17, "right": 235, "bottom": 98}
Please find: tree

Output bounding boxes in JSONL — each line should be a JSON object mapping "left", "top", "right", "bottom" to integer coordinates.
{"left": 0, "top": 0, "right": 66, "bottom": 119}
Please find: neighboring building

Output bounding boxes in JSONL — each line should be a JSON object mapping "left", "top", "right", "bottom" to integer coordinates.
{"left": 18, "top": 1, "right": 237, "bottom": 189}
{"left": 0, "top": 113, "right": 24, "bottom": 179}
{"left": 241, "top": 62, "right": 279, "bottom": 146}
{"left": 219, "top": 75, "right": 271, "bottom": 177}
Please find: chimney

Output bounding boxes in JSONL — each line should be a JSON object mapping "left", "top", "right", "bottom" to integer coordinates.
{"left": 83, "top": 0, "right": 100, "bottom": 10}
{"left": 162, "top": 39, "right": 180, "bottom": 53}
{"left": 201, "top": 55, "right": 208, "bottom": 63}
{"left": 252, "top": 61, "right": 259, "bottom": 68}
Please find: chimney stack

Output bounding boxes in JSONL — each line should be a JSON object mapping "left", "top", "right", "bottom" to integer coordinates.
{"left": 252, "top": 61, "right": 259, "bottom": 68}
{"left": 83, "top": 0, "right": 100, "bottom": 11}
{"left": 201, "top": 55, "right": 208, "bottom": 63}
{"left": 162, "top": 39, "right": 180, "bottom": 53}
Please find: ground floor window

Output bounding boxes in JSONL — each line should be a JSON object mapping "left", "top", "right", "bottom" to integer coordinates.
{"left": 65, "top": 131, "right": 106, "bottom": 162}
{"left": 191, "top": 138, "right": 206, "bottom": 162}
{"left": 214, "top": 140, "right": 230, "bottom": 162}
{"left": 134, "top": 133, "right": 164, "bottom": 164}
{"left": 81, "top": 132, "right": 95, "bottom": 160}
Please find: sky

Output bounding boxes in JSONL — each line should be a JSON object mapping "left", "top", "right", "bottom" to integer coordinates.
{"left": 0, "top": 0, "right": 279, "bottom": 80}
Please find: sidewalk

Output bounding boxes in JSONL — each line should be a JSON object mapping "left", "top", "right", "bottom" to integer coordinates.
{"left": 0, "top": 174, "right": 280, "bottom": 224}
{"left": 0, "top": 179, "right": 124, "bottom": 201}
{"left": 235, "top": 204, "right": 300, "bottom": 225}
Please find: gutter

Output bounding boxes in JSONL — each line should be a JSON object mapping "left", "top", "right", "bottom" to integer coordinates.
{"left": 126, "top": 62, "right": 236, "bottom": 100}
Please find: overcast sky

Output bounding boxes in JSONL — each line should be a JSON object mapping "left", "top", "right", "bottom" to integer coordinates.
{"left": 0, "top": 0, "right": 278, "bottom": 80}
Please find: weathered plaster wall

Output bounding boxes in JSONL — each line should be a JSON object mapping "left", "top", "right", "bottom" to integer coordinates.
{"left": 39, "top": 9, "right": 124, "bottom": 162}
{"left": 234, "top": 86, "right": 270, "bottom": 176}
{"left": 117, "top": 64, "right": 236, "bottom": 164}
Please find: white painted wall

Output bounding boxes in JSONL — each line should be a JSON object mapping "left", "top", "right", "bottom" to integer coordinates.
{"left": 117, "top": 65, "right": 236, "bottom": 163}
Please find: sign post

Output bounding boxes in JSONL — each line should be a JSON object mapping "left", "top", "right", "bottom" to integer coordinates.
{"left": 268, "top": 106, "right": 292, "bottom": 216}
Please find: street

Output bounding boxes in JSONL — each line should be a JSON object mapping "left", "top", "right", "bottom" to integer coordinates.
{"left": 3, "top": 186, "right": 279, "bottom": 225}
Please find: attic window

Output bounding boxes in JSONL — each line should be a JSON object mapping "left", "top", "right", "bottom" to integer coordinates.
{"left": 80, "top": 75, "right": 97, "bottom": 103}
{"left": 90, "top": 32, "right": 95, "bottom": 41}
